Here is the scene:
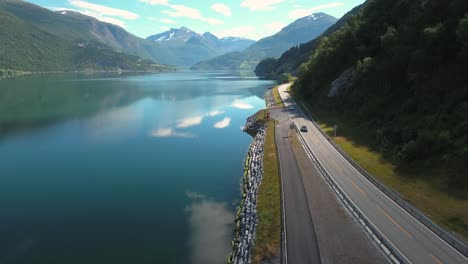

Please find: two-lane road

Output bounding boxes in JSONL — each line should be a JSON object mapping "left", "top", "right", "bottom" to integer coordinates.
{"left": 278, "top": 84, "right": 468, "bottom": 264}
{"left": 270, "top": 90, "right": 322, "bottom": 264}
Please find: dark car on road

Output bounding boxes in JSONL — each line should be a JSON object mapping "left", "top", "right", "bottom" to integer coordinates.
{"left": 300, "top": 125, "right": 308, "bottom": 132}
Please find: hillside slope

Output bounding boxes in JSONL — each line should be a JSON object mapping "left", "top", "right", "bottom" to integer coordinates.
{"left": 0, "top": 0, "right": 176, "bottom": 65}
{"left": 191, "top": 13, "right": 336, "bottom": 70}
{"left": 0, "top": 6, "right": 172, "bottom": 72}
{"left": 255, "top": 5, "right": 364, "bottom": 77}
{"left": 294, "top": 0, "right": 468, "bottom": 186}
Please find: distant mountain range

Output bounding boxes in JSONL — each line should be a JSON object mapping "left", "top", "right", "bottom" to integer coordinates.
{"left": 191, "top": 13, "right": 337, "bottom": 70}
{"left": 255, "top": 5, "right": 364, "bottom": 77}
{"left": 146, "top": 27, "right": 255, "bottom": 66}
{"left": 0, "top": 0, "right": 257, "bottom": 70}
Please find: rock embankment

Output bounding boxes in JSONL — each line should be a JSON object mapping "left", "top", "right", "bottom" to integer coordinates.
{"left": 228, "top": 114, "right": 266, "bottom": 264}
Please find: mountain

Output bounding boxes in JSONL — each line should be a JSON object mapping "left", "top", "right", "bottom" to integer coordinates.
{"left": 0, "top": 0, "right": 176, "bottom": 65}
{"left": 293, "top": 0, "right": 468, "bottom": 185}
{"left": 255, "top": 4, "right": 364, "bottom": 77}
{"left": 0, "top": 0, "right": 174, "bottom": 72}
{"left": 191, "top": 13, "right": 337, "bottom": 70}
{"left": 146, "top": 27, "right": 255, "bottom": 66}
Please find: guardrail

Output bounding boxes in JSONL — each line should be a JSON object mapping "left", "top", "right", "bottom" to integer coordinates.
{"left": 295, "top": 126, "right": 407, "bottom": 264}
{"left": 299, "top": 102, "right": 468, "bottom": 258}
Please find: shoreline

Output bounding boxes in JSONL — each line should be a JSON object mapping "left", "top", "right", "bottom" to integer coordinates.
{"left": 229, "top": 87, "right": 282, "bottom": 264}
{"left": 0, "top": 67, "right": 176, "bottom": 80}
{"left": 228, "top": 113, "right": 266, "bottom": 264}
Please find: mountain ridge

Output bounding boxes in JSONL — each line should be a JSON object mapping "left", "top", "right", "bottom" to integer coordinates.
{"left": 191, "top": 12, "right": 337, "bottom": 70}
{"left": 146, "top": 27, "right": 255, "bottom": 66}
{"left": 0, "top": 0, "right": 174, "bottom": 72}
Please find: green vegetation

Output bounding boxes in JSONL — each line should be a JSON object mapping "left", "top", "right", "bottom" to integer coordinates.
{"left": 0, "top": 69, "right": 30, "bottom": 79}
{"left": 251, "top": 113, "right": 281, "bottom": 264}
{"left": 315, "top": 114, "right": 468, "bottom": 238}
{"left": 0, "top": 1, "right": 175, "bottom": 72}
{"left": 0, "top": 0, "right": 176, "bottom": 65}
{"left": 255, "top": 5, "right": 364, "bottom": 77}
{"left": 272, "top": 86, "right": 284, "bottom": 107}
{"left": 192, "top": 13, "right": 337, "bottom": 70}
{"left": 288, "top": 0, "right": 468, "bottom": 237}
{"left": 294, "top": 0, "right": 468, "bottom": 184}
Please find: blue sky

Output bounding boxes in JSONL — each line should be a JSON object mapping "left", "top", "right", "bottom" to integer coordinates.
{"left": 28, "top": 0, "right": 365, "bottom": 40}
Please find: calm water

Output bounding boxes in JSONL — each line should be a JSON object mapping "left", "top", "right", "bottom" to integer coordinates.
{"left": 0, "top": 71, "right": 274, "bottom": 264}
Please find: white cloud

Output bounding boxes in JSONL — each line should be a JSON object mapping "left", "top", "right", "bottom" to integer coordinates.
{"left": 264, "top": 22, "right": 286, "bottom": 34}
{"left": 162, "top": 4, "right": 223, "bottom": 25}
{"left": 151, "top": 128, "right": 195, "bottom": 138}
{"left": 231, "top": 100, "right": 254, "bottom": 109}
{"left": 162, "top": 4, "right": 200, "bottom": 19}
{"left": 176, "top": 116, "right": 204, "bottom": 128}
{"left": 214, "top": 118, "right": 232, "bottom": 129}
{"left": 213, "top": 26, "right": 256, "bottom": 39}
{"left": 49, "top": 6, "right": 127, "bottom": 27}
{"left": 69, "top": 0, "right": 139, "bottom": 20}
{"left": 160, "top": 18, "right": 176, "bottom": 24}
{"left": 240, "top": 0, "right": 285, "bottom": 11}
{"left": 139, "top": 0, "right": 169, "bottom": 5}
{"left": 211, "top": 3, "right": 231, "bottom": 17}
{"left": 160, "top": 26, "right": 170, "bottom": 31}
{"left": 288, "top": 2, "right": 344, "bottom": 19}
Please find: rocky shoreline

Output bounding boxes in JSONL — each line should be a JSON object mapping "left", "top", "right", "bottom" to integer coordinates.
{"left": 228, "top": 114, "right": 266, "bottom": 264}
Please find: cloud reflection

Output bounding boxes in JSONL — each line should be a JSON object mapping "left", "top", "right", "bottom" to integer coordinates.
{"left": 151, "top": 128, "right": 196, "bottom": 138}
{"left": 176, "top": 116, "right": 204, "bottom": 128}
{"left": 231, "top": 100, "right": 254, "bottom": 109}
{"left": 208, "top": 110, "right": 225, "bottom": 117}
{"left": 214, "top": 117, "right": 231, "bottom": 129}
{"left": 175, "top": 110, "right": 225, "bottom": 128}
{"left": 186, "top": 192, "right": 234, "bottom": 264}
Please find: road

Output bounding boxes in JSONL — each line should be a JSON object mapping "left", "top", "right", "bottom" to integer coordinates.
{"left": 270, "top": 101, "right": 322, "bottom": 264}
{"left": 277, "top": 84, "right": 468, "bottom": 264}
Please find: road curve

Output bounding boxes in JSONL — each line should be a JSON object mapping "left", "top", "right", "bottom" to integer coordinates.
{"left": 270, "top": 84, "right": 321, "bottom": 264}
{"left": 277, "top": 84, "right": 468, "bottom": 264}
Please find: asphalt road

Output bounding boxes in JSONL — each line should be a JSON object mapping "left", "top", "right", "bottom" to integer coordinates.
{"left": 271, "top": 104, "right": 322, "bottom": 264}
{"left": 277, "top": 84, "right": 468, "bottom": 264}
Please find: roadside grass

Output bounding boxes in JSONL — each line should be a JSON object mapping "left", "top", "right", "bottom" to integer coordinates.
{"left": 272, "top": 85, "right": 284, "bottom": 107}
{"left": 251, "top": 115, "right": 281, "bottom": 264}
{"left": 315, "top": 114, "right": 468, "bottom": 239}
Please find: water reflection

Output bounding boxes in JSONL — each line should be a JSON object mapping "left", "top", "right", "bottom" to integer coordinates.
{"left": 151, "top": 128, "right": 196, "bottom": 138}
{"left": 231, "top": 100, "right": 254, "bottom": 109}
{"left": 0, "top": 72, "right": 273, "bottom": 139}
{"left": 186, "top": 192, "right": 234, "bottom": 264}
{"left": 214, "top": 117, "right": 232, "bottom": 129}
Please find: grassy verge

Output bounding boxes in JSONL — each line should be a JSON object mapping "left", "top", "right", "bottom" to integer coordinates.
{"left": 272, "top": 85, "right": 284, "bottom": 107}
{"left": 251, "top": 114, "right": 281, "bottom": 263}
{"left": 313, "top": 111, "right": 468, "bottom": 239}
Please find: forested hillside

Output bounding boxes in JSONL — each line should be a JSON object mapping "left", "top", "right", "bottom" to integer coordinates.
{"left": 0, "top": 0, "right": 174, "bottom": 74}
{"left": 255, "top": 5, "right": 363, "bottom": 77}
{"left": 294, "top": 0, "right": 468, "bottom": 185}
{"left": 191, "top": 13, "right": 336, "bottom": 70}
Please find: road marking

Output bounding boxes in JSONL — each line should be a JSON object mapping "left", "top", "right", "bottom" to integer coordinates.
{"left": 377, "top": 205, "right": 413, "bottom": 238}
{"left": 347, "top": 177, "right": 367, "bottom": 196}
{"left": 431, "top": 254, "right": 443, "bottom": 264}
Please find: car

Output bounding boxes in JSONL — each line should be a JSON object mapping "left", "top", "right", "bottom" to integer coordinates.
{"left": 288, "top": 105, "right": 294, "bottom": 111}
{"left": 300, "top": 125, "right": 308, "bottom": 132}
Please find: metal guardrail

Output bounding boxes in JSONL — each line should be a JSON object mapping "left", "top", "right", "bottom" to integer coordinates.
{"left": 295, "top": 126, "right": 407, "bottom": 264}
{"left": 299, "top": 102, "right": 468, "bottom": 258}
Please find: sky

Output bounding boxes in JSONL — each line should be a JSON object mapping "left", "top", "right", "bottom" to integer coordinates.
{"left": 28, "top": 0, "right": 365, "bottom": 40}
